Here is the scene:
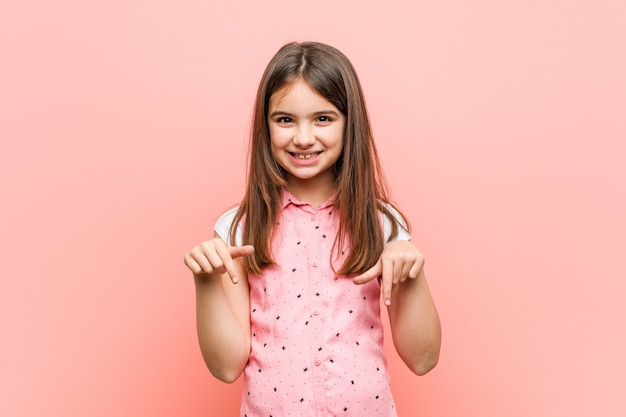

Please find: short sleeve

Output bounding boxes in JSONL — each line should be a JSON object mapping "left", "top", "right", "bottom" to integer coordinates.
{"left": 382, "top": 203, "right": 411, "bottom": 243}
{"left": 213, "top": 206, "right": 242, "bottom": 246}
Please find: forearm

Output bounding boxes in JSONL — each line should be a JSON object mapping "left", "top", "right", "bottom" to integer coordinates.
{"left": 194, "top": 274, "right": 250, "bottom": 383}
{"left": 388, "top": 269, "right": 441, "bottom": 375}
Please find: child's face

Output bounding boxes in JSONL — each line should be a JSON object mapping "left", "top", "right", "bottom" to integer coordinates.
{"left": 268, "top": 80, "right": 345, "bottom": 192}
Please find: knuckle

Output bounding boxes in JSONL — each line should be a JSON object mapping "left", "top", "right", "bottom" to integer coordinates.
{"left": 199, "top": 241, "right": 213, "bottom": 251}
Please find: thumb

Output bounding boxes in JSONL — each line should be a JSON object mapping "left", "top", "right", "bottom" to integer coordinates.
{"left": 228, "top": 244, "right": 255, "bottom": 259}
{"left": 353, "top": 260, "right": 382, "bottom": 285}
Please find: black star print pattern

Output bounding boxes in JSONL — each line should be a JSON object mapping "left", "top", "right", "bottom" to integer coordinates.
{"left": 224, "top": 192, "right": 400, "bottom": 416}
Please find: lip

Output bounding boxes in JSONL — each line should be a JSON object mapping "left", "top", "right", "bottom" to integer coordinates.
{"left": 288, "top": 151, "right": 322, "bottom": 166}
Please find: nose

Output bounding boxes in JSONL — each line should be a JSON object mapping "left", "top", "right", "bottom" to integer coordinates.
{"left": 293, "top": 124, "right": 315, "bottom": 148}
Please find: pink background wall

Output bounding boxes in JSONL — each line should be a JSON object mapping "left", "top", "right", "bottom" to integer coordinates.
{"left": 2, "top": 1, "right": 625, "bottom": 416}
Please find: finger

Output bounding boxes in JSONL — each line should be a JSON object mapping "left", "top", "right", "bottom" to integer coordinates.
{"left": 212, "top": 242, "right": 241, "bottom": 283}
{"left": 223, "top": 245, "right": 254, "bottom": 284}
{"left": 190, "top": 247, "right": 219, "bottom": 275}
{"left": 398, "top": 261, "right": 412, "bottom": 283}
{"left": 408, "top": 258, "right": 424, "bottom": 279}
{"left": 392, "top": 257, "right": 405, "bottom": 284}
{"left": 353, "top": 260, "right": 382, "bottom": 285}
{"left": 228, "top": 245, "right": 255, "bottom": 259}
{"left": 183, "top": 253, "right": 203, "bottom": 274}
{"left": 381, "top": 256, "right": 394, "bottom": 306}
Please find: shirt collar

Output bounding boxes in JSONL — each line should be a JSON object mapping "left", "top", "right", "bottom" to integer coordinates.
{"left": 280, "top": 188, "right": 336, "bottom": 210}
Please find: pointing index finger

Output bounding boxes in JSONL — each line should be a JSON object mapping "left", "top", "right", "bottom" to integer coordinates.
{"left": 222, "top": 245, "right": 255, "bottom": 284}
{"left": 214, "top": 242, "right": 239, "bottom": 282}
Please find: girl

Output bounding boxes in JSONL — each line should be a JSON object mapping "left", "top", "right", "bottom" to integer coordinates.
{"left": 184, "top": 41, "right": 441, "bottom": 417}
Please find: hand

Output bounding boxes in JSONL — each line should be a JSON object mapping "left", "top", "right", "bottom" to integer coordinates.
{"left": 353, "top": 240, "right": 424, "bottom": 305}
{"left": 184, "top": 238, "right": 254, "bottom": 284}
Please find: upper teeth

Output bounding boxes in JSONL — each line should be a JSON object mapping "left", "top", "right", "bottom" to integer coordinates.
{"left": 296, "top": 153, "right": 317, "bottom": 159}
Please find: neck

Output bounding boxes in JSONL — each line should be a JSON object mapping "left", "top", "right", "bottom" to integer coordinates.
{"left": 286, "top": 175, "right": 336, "bottom": 208}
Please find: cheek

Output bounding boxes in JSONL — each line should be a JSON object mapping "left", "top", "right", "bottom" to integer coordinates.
{"left": 334, "top": 122, "right": 346, "bottom": 146}
{"left": 269, "top": 127, "right": 289, "bottom": 149}
{"left": 330, "top": 127, "right": 345, "bottom": 150}
{"left": 269, "top": 142, "right": 281, "bottom": 164}
{"left": 268, "top": 133, "right": 287, "bottom": 165}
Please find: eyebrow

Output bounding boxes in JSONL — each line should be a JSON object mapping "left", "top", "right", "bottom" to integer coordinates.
{"left": 269, "top": 110, "right": 341, "bottom": 118}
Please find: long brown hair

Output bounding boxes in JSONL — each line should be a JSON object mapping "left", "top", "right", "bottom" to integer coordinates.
{"left": 230, "top": 41, "right": 409, "bottom": 275}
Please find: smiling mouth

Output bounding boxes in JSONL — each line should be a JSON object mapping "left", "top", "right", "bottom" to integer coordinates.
{"left": 291, "top": 152, "right": 321, "bottom": 160}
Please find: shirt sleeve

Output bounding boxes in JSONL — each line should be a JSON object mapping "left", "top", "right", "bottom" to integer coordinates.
{"left": 382, "top": 203, "right": 411, "bottom": 243}
{"left": 213, "top": 205, "right": 242, "bottom": 246}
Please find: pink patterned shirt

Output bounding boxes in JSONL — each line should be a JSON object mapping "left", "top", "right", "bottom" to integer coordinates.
{"left": 214, "top": 189, "right": 410, "bottom": 417}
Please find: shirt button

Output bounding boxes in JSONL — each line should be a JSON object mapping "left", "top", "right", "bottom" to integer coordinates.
{"left": 314, "top": 358, "right": 321, "bottom": 366}
{"left": 313, "top": 309, "right": 319, "bottom": 316}
{"left": 311, "top": 260, "right": 318, "bottom": 267}
{"left": 310, "top": 215, "right": 316, "bottom": 221}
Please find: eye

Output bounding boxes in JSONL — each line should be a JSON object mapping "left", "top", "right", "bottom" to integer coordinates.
{"left": 317, "top": 115, "right": 332, "bottom": 123}
{"left": 277, "top": 116, "right": 293, "bottom": 124}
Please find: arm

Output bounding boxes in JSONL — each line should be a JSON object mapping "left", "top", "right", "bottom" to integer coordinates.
{"left": 184, "top": 233, "right": 254, "bottom": 383}
{"left": 387, "top": 255, "right": 441, "bottom": 375}
{"left": 354, "top": 240, "right": 441, "bottom": 375}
